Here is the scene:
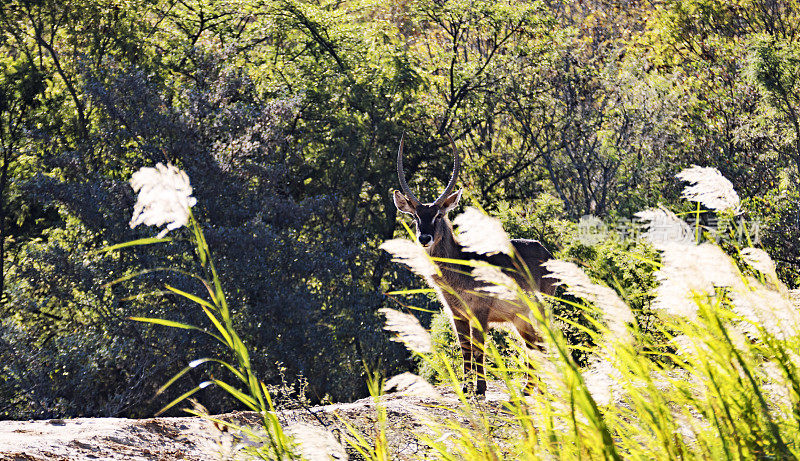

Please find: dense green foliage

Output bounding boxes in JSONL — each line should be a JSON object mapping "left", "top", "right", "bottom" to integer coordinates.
{"left": 1, "top": 0, "right": 799, "bottom": 418}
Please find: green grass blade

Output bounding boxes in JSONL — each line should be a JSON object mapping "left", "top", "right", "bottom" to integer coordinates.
{"left": 130, "top": 317, "right": 202, "bottom": 330}
{"left": 129, "top": 317, "right": 225, "bottom": 344}
{"left": 164, "top": 284, "right": 215, "bottom": 310}
{"left": 430, "top": 256, "right": 495, "bottom": 267}
{"left": 102, "top": 267, "right": 208, "bottom": 288}
{"left": 213, "top": 379, "right": 259, "bottom": 411}
{"left": 384, "top": 288, "right": 436, "bottom": 295}
{"left": 199, "top": 305, "right": 233, "bottom": 348}
{"left": 93, "top": 237, "right": 172, "bottom": 254}
{"left": 155, "top": 383, "right": 210, "bottom": 416}
{"left": 156, "top": 361, "right": 209, "bottom": 395}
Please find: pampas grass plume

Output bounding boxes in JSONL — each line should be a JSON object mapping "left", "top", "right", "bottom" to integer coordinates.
{"left": 380, "top": 239, "right": 439, "bottom": 279}
{"left": 453, "top": 207, "right": 512, "bottom": 256}
{"left": 635, "top": 206, "right": 694, "bottom": 247}
{"left": 379, "top": 307, "right": 433, "bottom": 354}
{"left": 384, "top": 372, "right": 441, "bottom": 398}
{"left": 652, "top": 242, "right": 743, "bottom": 318}
{"left": 472, "top": 265, "right": 519, "bottom": 301}
{"left": 676, "top": 165, "right": 740, "bottom": 212}
{"left": 543, "top": 259, "right": 633, "bottom": 339}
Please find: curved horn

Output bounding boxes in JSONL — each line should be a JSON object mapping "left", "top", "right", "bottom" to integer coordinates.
{"left": 396, "top": 134, "right": 422, "bottom": 205}
{"left": 434, "top": 133, "right": 461, "bottom": 205}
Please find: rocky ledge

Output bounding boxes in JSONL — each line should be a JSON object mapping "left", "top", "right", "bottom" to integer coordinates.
{"left": 0, "top": 380, "right": 515, "bottom": 460}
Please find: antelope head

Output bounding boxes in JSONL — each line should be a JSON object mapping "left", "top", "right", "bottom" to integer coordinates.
{"left": 393, "top": 135, "right": 462, "bottom": 250}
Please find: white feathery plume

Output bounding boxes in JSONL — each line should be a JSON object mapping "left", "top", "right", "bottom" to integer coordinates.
{"left": 635, "top": 206, "right": 693, "bottom": 248}
{"left": 542, "top": 262, "right": 633, "bottom": 405}
{"left": 741, "top": 248, "right": 776, "bottom": 277}
{"left": 543, "top": 259, "right": 633, "bottom": 340}
{"left": 670, "top": 407, "right": 711, "bottom": 444}
{"left": 379, "top": 308, "right": 433, "bottom": 354}
{"left": 523, "top": 346, "right": 568, "bottom": 404}
{"left": 453, "top": 207, "right": 512, "bottom": 256}
{"left": 676, "top": 165, "right": 740, "bottom": 212}
{"left": 727, "top": 327, "right": 751, "bottom": 352}
{"left": 383, "top": 372, "right": 441, "bottom": 399}
{"left": 583, "top": 356, "right": 624, "bottom": 406}
{"left": 652, "top": 242, "right": 743, "bottom": 318}
{"left": 472, "top": 265, "right": 519, "bottom": 301}
{"left": 380, "top": 239, "right": 439, "bottom": 279}
{"left": 653, "top": 271, "right": 705, "bottom": 319}
{"left": 731, "top": 287, "right": 800, "bottom": 340}
{"left": 649, "top": 368, "right": 700, "bottom": 397}
{"left": 129, "top": 163, "right": 197, "bottom": 238}
{"left": 758, "top": 361, "right": 793, "bottom": 415}
{"left": 670, "top": 335, "right": 694, "bottom": 357}
{"left": 791, "top": 290, "right": 800, "bottom": 310}
{"left": 741, "top": 247, "right": 786, "bottom": 293}
{"left": 646, "top": 368, "right": 709, "bottom": 441}
{"left": 671, "top": 334, "right": 713, "bottom": 357}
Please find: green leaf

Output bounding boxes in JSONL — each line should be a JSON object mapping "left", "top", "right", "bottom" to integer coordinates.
{"left": 156, "top": 360, "right": 212, "bottom": 395}
{"left": 130, "top": 317, "right": 226, "bottom": 344}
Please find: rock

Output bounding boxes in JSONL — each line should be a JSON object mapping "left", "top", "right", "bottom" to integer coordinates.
{"left": 0, "top": 381, "right": 514, "bottom": 460}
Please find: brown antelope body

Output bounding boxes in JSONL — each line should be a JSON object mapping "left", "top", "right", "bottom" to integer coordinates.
{"left": 392, "top": 136, "right": 556, "bottom": 395}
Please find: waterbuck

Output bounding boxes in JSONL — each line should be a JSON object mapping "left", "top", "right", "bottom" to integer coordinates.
{"left": 392, "top": 136, "right": 556, "bottom": 395}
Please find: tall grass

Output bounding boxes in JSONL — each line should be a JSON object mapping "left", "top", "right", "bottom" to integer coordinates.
{"left": 105, "top": 163, "right": 300, "bottom": 459}
{"left": 378, "top": 167, "right": 800, "bottom": 460}
{"left": 112, "top": 163, "right": 800, "bottom": 460}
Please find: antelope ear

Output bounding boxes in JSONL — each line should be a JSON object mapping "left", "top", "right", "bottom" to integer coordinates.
{"left": 440, "top": 189, "right": 462, "bottom": 213}
{"left": 393, "top": 190, "right": 417, "bottom": 214}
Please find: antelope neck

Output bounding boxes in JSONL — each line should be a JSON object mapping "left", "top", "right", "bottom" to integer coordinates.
{"left": 427, "top": 219, "right": 462, "bottom": 260}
